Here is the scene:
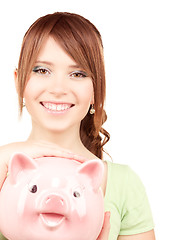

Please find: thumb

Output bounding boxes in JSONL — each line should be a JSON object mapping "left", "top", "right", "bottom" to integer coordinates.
{"left": 97, "top": 211, "right": 111, "bottom": 240}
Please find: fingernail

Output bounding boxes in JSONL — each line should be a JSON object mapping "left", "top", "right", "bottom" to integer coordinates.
{"left": 106, "top": 211, "right": 111, "bottom": 218}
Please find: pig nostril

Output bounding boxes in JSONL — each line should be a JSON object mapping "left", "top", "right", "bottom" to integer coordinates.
{"left": 45, "top": 196, "right": 64, "bottom": 206}
{"left": 46, "top": 198, "right": 51, "bottom": 204}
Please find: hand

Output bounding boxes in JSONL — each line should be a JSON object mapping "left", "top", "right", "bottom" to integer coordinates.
{"left": 16, "top": 140, "right": 88, "bottom": 162}
{"left": 0, "top": 140, "right": 87, "bottom": 189}
{"left": 97, "top": 212, "right": 111, "bottom": 240}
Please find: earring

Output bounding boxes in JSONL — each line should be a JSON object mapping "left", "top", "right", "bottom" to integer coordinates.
{"left": 90, "top": 104, "right": 95, "bottom": 114}
{"left": 23, "top": 99, "right": 26, "bottom": 108}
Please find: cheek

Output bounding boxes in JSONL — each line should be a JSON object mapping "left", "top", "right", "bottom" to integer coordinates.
{"left": 76, "top": 81, "right": 94, "bottom": 104}
{"left": 23, "top": 86, "right": 31, "bottom": 101}
{"left": 23, "top": 77, "right": 44, "bottom": 101}
{"left": 23, "top": 78, "right": 34, "bottom": 100}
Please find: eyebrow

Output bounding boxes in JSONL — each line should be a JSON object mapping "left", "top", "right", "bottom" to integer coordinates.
{"left": 35, "top": 61, "right": 54, "bottom": 66}
{"left": 35, "top": 60, "right": 81, "bottom": 69}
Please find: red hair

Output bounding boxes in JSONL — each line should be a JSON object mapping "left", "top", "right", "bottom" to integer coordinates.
{"left": 17, "top": 12, "right": 110, "bottom": 159}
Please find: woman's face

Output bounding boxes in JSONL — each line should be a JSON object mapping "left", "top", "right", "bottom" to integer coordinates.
{"left": 23, "top": 37, "right": 94, "bottom": 134}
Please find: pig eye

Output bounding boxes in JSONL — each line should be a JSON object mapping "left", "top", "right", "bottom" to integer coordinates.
{"left": 29, "top": 185, "right": 38, "bottom": 193}
{"left": 73, "top": 186, "right": 83, "bottom": 198}
{"left": 73, "top": 191, "right": 81, "bottom": 198}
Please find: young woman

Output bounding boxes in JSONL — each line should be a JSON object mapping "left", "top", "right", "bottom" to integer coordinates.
{"left": 0, "top": 12, "right": 155, "bottom": 240}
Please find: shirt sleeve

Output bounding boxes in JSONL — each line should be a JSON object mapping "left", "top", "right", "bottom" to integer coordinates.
{"left": 0, "top": 233, "right": 7, "bottom": 240}
{"left": 119, "top": 166, "right": 154, "bottom": 235}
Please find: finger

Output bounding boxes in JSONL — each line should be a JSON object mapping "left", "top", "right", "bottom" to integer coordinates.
{"left": 0, "top": 163, "right": 8, "bottom": 190}
{"left": 97, "top": 211, "right": 111, "bottom": 240}
{"left": 23, "top": 141, "right": 89, "bottom": 163}
{"left": 36, "top": 151, "right": 88, "bottom": 163}
{"left": 69, "top": 153, "right": 89, "bottom": 163}
{"left": 30, "top": 143, "right": 88, "bottom": 163}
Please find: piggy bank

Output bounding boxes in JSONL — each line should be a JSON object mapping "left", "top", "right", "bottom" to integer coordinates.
{"left": 0, "top": 153, "right": 104, "bottom": 240}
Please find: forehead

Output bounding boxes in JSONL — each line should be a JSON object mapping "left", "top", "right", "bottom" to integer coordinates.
{"left": 36, "top": 37, "right": 77, "bottom": 67}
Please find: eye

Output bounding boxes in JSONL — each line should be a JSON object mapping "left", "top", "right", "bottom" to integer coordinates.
{"left": 72, "top": 186, "right": 83, "bottom": 198}
{"left": 69, "top": 71, "right": 88, "bottom": 78}
{"left": 73, "top": 191, "right": 81, "bottom": 198}
{"left": 29, "top": 184, "right": 38, "bottom": 193}
{"left": 32, "top": 66, "right": 50, "bottom": 75}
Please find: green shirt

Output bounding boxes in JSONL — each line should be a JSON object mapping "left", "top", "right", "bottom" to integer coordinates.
{"left": 104, "top": 160, "right": 154, "bottom": 239}
{"left": 0, "top": 161, "right": 154, "bottom": 240}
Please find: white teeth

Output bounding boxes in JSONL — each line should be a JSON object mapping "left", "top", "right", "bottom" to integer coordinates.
{"left": 42, "top": 103, "right": 71, "bottom": 111}
{"left": 52, "top": 104, "right": 57, "bottom": 110}
{"left": 57, "top": 105, "right": 62, "bottom": 111}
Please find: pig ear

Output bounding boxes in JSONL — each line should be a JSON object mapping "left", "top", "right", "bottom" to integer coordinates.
{"left": 77, "top": 160, "right": 104, "bottom": 191}
{"left": 8, "top": 153, "right": 38, "bottom": 184}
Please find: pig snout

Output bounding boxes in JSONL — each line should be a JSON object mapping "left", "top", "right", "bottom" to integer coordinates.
{"left": 44, "top": 195, "right": 67, "bottom": 211}
{"left": 38, "top": 194, "right": 69, "bottom": 228}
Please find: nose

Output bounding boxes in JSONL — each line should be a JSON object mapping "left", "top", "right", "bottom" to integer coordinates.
{"left": 49, "top": 74, "right": 69, "bottom": 96}
{"left": 43, "top": 195, "right": 68, "bottom": 214}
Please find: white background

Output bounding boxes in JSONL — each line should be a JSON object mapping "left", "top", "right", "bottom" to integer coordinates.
{"left": 0, "top": 0, "right": 181, "bottom": 239}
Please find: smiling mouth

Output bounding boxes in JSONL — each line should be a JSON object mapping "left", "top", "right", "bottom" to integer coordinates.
{"left": 40, "top": 213, "right": 65, "bottom": 228}
{"left": 40, "top": 102, "right": 74, "bottom": 112}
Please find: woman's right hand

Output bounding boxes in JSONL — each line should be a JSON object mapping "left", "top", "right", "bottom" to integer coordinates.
{"left": 0, "top": 140, "right": 87, "bottom": 190}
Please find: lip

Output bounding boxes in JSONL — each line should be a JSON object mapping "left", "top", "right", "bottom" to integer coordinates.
{"left": 40, "top": 101, "right": 74, "bottom": 114}
{"left": 40, "top": 213, "right": 65, "bottom": 228}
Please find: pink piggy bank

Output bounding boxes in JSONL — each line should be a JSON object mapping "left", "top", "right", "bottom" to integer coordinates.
{"left": 0, "top": 153, "right": 104, "bottom": 240}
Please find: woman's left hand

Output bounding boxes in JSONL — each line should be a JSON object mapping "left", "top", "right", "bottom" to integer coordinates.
{"left": 97, "top": 212, "right": 111, "bottom": 240}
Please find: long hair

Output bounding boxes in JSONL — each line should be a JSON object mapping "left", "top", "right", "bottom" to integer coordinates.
{"left": 17, "top": 12, "right": 110, "bottom": 159}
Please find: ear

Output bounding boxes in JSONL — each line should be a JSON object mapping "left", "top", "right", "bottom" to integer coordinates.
{"left": 90, "top": 94, "right": 94, "bottom": 105}
{"left": 14, "top": 68, "right": 19, "bottom": 94}
{"left": 77, "top": 160, "right": 104, "bottom": 191}
{"left": 8, "top": 153, "right": 38, "bottom": 184}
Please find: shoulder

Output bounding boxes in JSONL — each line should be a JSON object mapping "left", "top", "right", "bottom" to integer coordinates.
{"left": 106, "top": 161, "right": 143, "bottom": 193}
{"left": 106, "top": 161, "right": 148, "bottom": 206}
{"left": 104, "top": 161, "right": 143, "bottom": 209}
